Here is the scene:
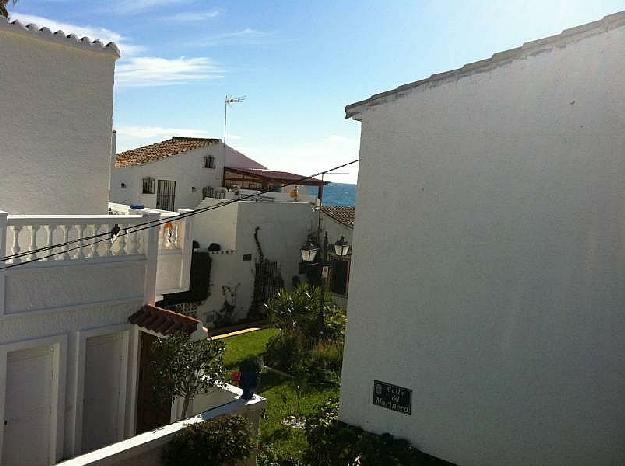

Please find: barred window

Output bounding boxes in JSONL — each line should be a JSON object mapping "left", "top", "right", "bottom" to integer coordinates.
{"left": 204, "top": 155, "right": 216, "bottom": 168}
{"left": 142, "top": 177, "right": 155, "bottom": 194}
{"left": 202, "top": 186, "right": 215, "bottom": 198}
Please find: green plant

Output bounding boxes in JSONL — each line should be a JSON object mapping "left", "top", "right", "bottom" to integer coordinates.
{"left": 163, "top": 414, "right": 254, "bottom": 466}
{"left": 300, "top": 340, "right": 344, "bottom": 386}
{"left": 151, "top": 332, "right": 226, "bottom": 419}
{"left": 264, "top": 332, "right": 307, "bottom": 374}
{"left": 265, "top": 284, "right": 346, "bottom": 345}
{"left": 304, "top": 399, "right": 455, "bottom": 466}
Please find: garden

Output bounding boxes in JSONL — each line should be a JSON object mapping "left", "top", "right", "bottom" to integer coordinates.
{"left": 158, "top": 284, "right": 454, "bottom": 465}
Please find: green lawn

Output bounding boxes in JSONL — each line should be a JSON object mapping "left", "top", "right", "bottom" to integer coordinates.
{"left": 222, "top": 327, "right": 279, "bottom": 369}
{"left": 222, "top": 327, "right": 339, "bottom": 463}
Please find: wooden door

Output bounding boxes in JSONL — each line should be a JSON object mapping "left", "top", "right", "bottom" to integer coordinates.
{"left": 2, "top": 346, "right": 54, "bottom": 466}
{"left": 81, "top": 333, "right": 125, "bottom": 453}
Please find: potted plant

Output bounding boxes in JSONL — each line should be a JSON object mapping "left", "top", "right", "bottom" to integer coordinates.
{"left": 239, "top": 356, "right": 262, "bottom": 400}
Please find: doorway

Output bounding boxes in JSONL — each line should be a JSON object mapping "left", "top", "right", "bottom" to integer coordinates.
{"left": 156, "top": 180, "right": 176, "bottom": 211}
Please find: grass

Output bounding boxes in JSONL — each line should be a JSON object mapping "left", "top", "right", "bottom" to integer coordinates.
{"left": 222, "top": 327, "right": 279, "bottom": 369}
{"left": 222, "top": 327, "right": 339, "bottom": 463}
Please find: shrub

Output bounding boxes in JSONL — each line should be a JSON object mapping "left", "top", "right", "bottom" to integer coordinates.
{"left": 265, "top": 284, "right": 346, "bottom": 345}
{"left": 264, "top": 332, "right": 307, "bottom": 374}
{"left": 300, "top": 340, "right": 344, "bottom": 386}
{"left": 304, "top": 399, "right": 456, "bottom": 466}
{"left": 163, "top": 414, "right": 255, "bottom": 466}
{"left": 151, "top": 332, "right": 226, "bottom": 418}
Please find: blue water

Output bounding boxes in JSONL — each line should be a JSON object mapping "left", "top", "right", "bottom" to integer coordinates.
{"left": 308, "top": 183, "right": 357, "bottom": 206}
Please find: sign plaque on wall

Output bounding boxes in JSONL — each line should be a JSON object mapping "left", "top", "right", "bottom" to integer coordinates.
{"left": 372, "top": 380, "right": 412, "bottom": 415}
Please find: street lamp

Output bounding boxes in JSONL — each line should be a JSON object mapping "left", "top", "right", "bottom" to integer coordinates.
{"left": 334, "top": 236, "right": 350, "bottom": 257}
{"left": 300, "top": 240, "right": 319, "bottom": 263}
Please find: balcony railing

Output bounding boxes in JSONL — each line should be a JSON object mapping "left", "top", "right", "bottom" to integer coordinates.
{"left": 4, "top": 215, "right": 147, "bottom": 265}
{"left": 0, "top": 206, "right": 193, "bottom": 316}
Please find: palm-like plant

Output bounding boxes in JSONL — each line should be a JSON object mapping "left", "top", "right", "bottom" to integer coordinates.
{"left": 0, "top": 1, "right": 17, "bottom": 19}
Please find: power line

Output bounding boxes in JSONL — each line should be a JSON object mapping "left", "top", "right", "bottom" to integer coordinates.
{"left": 1, "top": 159, "right": 359, "bottom": 269}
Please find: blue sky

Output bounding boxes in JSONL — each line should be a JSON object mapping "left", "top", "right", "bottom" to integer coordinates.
{"left": 9, "top": 0, "right": 625, "bottom": 183}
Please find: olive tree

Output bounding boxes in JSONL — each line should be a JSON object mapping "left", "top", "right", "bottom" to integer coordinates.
{"left": 151, "top": 332, "right": 226, "bottom": 419}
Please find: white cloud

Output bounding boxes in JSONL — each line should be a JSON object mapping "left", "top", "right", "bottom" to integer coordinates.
{"left": 165, "top": 9, "right": 221, "bottom": 22}
{"left": 115, "top": 126, "right": 213, "bottom": 151}
{"left": 115, "top": 56, "right": 223, "bottom": 87}
{"left": 114, "top": 0, "right": 189, "bottom": 14}
{"left": 11, "top": 13, "right": 145, "bottom": 56}
{"left": 195, "top": 28, "right": 273, "bottom": 46}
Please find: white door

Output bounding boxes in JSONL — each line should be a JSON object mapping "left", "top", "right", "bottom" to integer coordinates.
{"left": 81, "top": 333, "right": 125, "bottom": 453}
{"left": 2, "top": 346, "right": 54, "bottom": 466}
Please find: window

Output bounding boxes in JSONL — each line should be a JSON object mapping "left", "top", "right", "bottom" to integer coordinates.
{"left": 204, "top": 155, "right": 216, "bottom": 169}
{"left": 142, "top": 177, "right": 155, "bottom": 194}
{"left": 120, "top": 182, "right": 127, "bottom": 189}
{"left": 202, "top": 186, "right": 215, "bottom": 199}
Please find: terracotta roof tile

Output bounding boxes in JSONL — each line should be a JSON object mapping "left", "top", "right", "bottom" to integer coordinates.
{"left": 346, "top": 10, "right": 625, "bottom": 118}
{"left": 129, "top": 304, "right": 200, "bottom": 336}
{"left": 225, "top": 167, "right": 325, "bottom": 186}
{"left": 321, "top": 206, "right": 355, "bottom": 228}
{"left": 115, "top": 137, "right": 221, "bottom": 168}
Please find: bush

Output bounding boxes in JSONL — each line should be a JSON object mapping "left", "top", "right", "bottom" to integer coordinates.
{"left": 304, "top": 399, "right": 455, "bottom": 466}
{"left": 300, "top": 340, "right": 344, "bottom": 386}
{"left": 265, "top": 284, "right": 346, "bottom": 345}
{"left": 264, "top": 332, "right": 307, "bottom": 374}
{"left": 163, "top": 414, "right": 255, "bottom": 466}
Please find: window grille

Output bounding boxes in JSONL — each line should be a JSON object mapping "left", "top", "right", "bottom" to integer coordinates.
{"left": 142, "top": 177, "right": 155, "bottom": 194}
{"left": 202, "top": 186, "right": 215, "bottom": 198}
{"left": 204, "top": 156, "right": 216, "bottom": 168}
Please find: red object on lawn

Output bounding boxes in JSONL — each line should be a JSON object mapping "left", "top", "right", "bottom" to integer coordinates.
{"left": 231, "top": 370, "right": 241, "bottom": 385}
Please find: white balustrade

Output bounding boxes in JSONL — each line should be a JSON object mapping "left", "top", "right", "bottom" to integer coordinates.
{"left": 3, "top": 215, "right": 149, "bottom": 265}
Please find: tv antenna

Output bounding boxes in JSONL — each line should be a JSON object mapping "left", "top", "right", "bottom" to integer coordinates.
{"left": 224, "top": 94, "right": 246, "bottom": 145}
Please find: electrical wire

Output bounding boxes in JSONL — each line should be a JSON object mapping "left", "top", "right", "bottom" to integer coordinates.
{"left": 1, "top": 159, "right": 359, "bottom": 270}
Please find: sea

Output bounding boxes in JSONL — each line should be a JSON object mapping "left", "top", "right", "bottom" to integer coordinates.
{"left": 308, "top": 182, "right": 357, "bottom": 207}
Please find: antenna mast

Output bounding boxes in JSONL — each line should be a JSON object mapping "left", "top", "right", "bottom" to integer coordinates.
{"left": 224, "top": 94, "right": 246, "bottom": 146}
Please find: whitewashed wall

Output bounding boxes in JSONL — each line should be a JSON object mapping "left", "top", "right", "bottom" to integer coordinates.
{"left": 193, "top": 200, "right": 315, "bottom": 322}
{"left": 110, "top": 144, "right": 228, "bottom": 210}
{"left": 340, "top": 25, "right": 625, "bottom": 466}
{"left": 0, "top": 29, "right": 117, "bottom": 214}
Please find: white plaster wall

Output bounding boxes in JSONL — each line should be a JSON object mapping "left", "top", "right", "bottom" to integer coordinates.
{"left": 0, "top": 32, "right": 117, "bottom": 214}
{"left": 193, "top": 198, "right": 239, "bottom": 251}
{"left": 321, "top": 214, "right": 353, "bottom": 249}
{"left": 110, "top": 145, "right": 225, "bottom": 210}
{"left": 194, "top": 201, "right": 315, "bottom": 322}
{"left": 340, "top": 26, "right": 625, "bottom": 466}
{"left": 4, "top": 259, "right": 145, "bottom": 314}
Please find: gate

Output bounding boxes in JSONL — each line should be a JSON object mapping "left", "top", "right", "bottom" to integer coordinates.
{"left": 156, "top": 180, "right": 176, "bottom": 211}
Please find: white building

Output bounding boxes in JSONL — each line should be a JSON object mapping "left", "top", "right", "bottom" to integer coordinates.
{"left": 340, "top": 11, "right": 625, "bottom": 466}
{"left": 167, "top": 200, "right": 354, "bottom": 325}
{"left": 110, "top": 138, "right": 266, "bottom": 211}
{"left": 0, "top": 18, "right": 195, "bottom": 465}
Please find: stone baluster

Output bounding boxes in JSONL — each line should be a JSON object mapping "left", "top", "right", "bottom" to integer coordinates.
{"left": 127, "top": 224, "right": 138, "bottom": 254}
{"left": 46, "top": 225, "right": 55, "bottom": 261}
{"left": 29, "top": 225, "right": 39, "bottom": 261}
{"left": 134, "top": 227, "right": 143, "bottom": 255}
{"left": 61, "top": 225, "right": 71, "bottom": 260}
{"left": 104, "top": 224, "right": 113, "bottom": 257}
{"left": 11, "top": 225, "right": 22, "bottom": 264}
{"left": 91, "top": 225, "right": 100, "bottom": 258}
{"left": 77, "top": 224, "right": 86, "bottom": 259}
{"left": 117, "top": 224, "right": 127, "bottom": 256}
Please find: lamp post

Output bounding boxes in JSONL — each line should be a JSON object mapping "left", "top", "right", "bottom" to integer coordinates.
{"left": 301, "top": 232, "right": 350, "bottom": 338}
